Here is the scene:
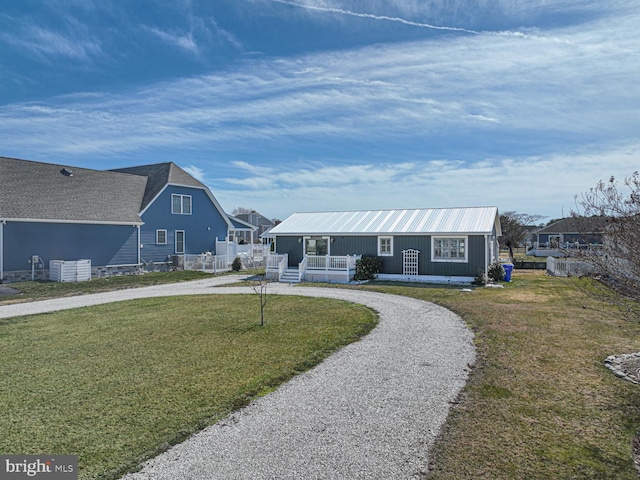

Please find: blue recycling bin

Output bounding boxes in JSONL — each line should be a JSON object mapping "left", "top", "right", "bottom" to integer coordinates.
{"left": 502, "top": 263, "right": 514, "bottom": 282}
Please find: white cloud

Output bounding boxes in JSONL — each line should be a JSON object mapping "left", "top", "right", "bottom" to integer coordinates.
{"left": 0, "top": 1, "right": 638, "bottom": 223}
{"left": 144, "top": 26, "right": 199, "bottom": 54}
{"left": 0, "top": 23, "right": 102, "bottom": 61}
{"left": 183, "top": 165, "right": 206, "bottom": 181}
{"left": 211, "top": 144, "right": 640, "bottom": 220}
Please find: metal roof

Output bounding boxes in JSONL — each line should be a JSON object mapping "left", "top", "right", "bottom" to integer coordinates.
{"left": 269, "top": 207, "right": 501, "bottom": 236}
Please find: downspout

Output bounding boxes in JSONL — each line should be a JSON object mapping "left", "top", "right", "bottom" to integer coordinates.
{"left": 484, "top": 234, "right": 489, "bottom": 281}
{"left": 137, "top": 225, "right": 141, "bottom": 267}
{"left": 0, "top": 220, "right": 4, "bottom": 281}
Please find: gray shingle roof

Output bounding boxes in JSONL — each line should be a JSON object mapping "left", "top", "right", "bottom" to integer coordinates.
{"left": 111, "top": 163, "right": 206, "bottom": 210}
{"left": 0, "top": 156, "right": 146, "bottom": 224}
{"left": 269, "top": 207, "right": 501, "bottom": 236}
{"left": 538, "top": 217, "right": 607, "bottom": 234}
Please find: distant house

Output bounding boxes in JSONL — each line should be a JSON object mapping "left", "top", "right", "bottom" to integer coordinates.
{"left": 527, "top": 217, "right": 605, "bottom": 257}
{"left": 234, "top": 211, "right": 275, "bottom": 243}
{"left": 0, "top": 157, "right": 233, "bottom": 282}
{"left": 267, "top": 206, "right": 501, "bottom": 284}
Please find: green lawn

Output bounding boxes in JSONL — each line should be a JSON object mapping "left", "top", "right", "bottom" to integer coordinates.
{"left": 356, "top": 271, "right": 640, "bottom": 479}
{"left": 0, "top": 270, "right": 218, "bottom": 305}
{"left": 0, "top": 294, "right": 377, "bottom": 479}
{"left": 4, "top": 270, "right": 640, "bottom": 479}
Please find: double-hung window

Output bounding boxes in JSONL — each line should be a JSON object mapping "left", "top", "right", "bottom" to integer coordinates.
{"left": 378, "top": 236, "right": 393, "bottom": 256}
{"left": 156, "top": 229, "right": 167, "bottom": 245}
{"left": 432, "top": 237, "right": 467, "bottom": 262}
{"left": 172, "top": 194, "right": 192, "bottom": 215}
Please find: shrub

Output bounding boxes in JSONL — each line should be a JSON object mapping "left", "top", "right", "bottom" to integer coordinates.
{"left": 231, "top": 256, "right": 243, "bottom": 272}
{"left": 354, "top": 256, "right": 383, "bottom": 281}
{"left": 488, "top": 262, "right": 505, "bottom": 282}
{"left": 472, "top": 270, "right": 488, "bottom": 286}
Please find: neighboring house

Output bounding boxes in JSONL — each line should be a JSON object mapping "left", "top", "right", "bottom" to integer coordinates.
{"left": 267, "top": 206, "right": 501, "bottom": 284}
{"left": 1, "top": 157, "right": 146, "bottom": 282}
{"left": 234, "top": 211, "right": 275, "bottom": 243}
{"left": 528, "top": 217, "right": 604, "bottom": 257}
{"left": 111, "top": 163, "right": 232, "bottom": 265}
{"left": 228, "top": 215, "right": 259, "bottom": 243}
{"left": 1, "top": 157, "right": 233, "bottom": 282}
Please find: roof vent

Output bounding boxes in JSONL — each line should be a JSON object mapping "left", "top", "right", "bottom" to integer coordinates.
{"left": 61, "top": 168, "right": 73, "bottom": 177}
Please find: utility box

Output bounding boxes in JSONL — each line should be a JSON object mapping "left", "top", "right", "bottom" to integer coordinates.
{"left": 49, "top": 260, "right": 91, "bottom": 282}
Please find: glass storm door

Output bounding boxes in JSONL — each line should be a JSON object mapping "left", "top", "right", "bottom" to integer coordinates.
{"left": 305, "top": 237, "right": 329, "bottom": 256}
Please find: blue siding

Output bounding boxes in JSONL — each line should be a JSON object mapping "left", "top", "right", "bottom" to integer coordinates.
{"left": 3, "top": 222, "right": 138, "bottom": 271}
{"left": 140, "top": 185, "right": 229, "bottom": 263}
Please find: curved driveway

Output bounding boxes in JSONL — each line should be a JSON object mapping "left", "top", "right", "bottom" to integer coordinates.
{"left": 0, "top": 276, "right": 475, "bottom": 479}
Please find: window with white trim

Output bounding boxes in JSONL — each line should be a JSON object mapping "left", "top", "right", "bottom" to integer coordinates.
{"left": 172, "top": 194, "right": 192, "bottom": 215}
{"left": 378, "top": 236, "right": 393, "bottom": 256}
{"left": 175, "top": 230, "right": 185, "bottom": 254}
{"left": 432, "top": 237, "right": 467, "bottom": 262}
{"left": 156, "top": 229, "right": 167, "bottom": 244}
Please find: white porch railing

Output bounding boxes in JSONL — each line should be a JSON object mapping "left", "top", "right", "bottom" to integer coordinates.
{"left": 266, "top": 254, "right": 288, "bottom": 279}
{"left": 546, "top": 256, "right": 596, "bottom": 277}
{"left": 266, "top": 254, "right": 361, "bottom": 283}
{"left": 306, "top": 255, "right": 359, "bottom": 270}
{"left": 299, "top": 256, "right": 308, "bottom": 283}
{"left": 183, "top": 254, "right": 229, "bottom": 273}
{"left": 528, "top": 242, "right": 602, "bottom": 256}
{"left": 216, "top": 240, "right": 269, "bottom": 266}
{"left": 303, "top": 255, "right": 361, "bottom": 283}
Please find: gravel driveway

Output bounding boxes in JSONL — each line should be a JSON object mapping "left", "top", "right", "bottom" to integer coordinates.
{"left": 0, "top": 277, "right": 475, "bottom": 479}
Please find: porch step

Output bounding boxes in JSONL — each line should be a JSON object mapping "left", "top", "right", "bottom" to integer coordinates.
{"left": 279, "top": 268, "right": 300, "bottom": 283}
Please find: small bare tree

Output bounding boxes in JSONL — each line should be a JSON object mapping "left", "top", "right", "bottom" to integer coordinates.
{"left": 231, "top": 206, "right": 254, "bottom": 216}
{"left": 499, "top": 211, "right": 545, "bottom": 262}
{"left": 250, "top": 274, "right": 269, "bottom": 326}
{"left": 571, "top": 172, "right": 640, "bottom": 323}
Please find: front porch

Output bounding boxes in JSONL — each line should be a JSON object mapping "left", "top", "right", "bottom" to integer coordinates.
{"left": 527, "top": 242, "right": 602, "bottom": 258}
{"left": 266, "top": 254, "right": 361, "bottom": 284}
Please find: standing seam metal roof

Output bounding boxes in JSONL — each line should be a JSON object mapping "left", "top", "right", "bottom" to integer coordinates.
{"left": 268, "top": 207, "right": 500, "bottom": 235}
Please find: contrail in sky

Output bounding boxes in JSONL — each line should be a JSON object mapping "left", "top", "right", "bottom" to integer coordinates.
{"left": 272, "top": 0, "right": 528, "bottom": 38}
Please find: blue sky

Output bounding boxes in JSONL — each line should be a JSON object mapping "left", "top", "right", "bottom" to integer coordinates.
{"left": 1, "top": 1, "right": 638, "bottom": 221}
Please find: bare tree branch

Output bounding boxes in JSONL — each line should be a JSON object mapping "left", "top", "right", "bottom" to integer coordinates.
{"left": 570, "top": 172, "right": 640, "bottom": 323}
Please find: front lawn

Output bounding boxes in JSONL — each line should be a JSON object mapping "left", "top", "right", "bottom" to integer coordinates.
{"left": 0, "top": 271, "right": 216, "bottom": 305}
{"left": 359, "top": 271, "right": 640, "bottom": 479}
{"left": 0, "top": 294, "right": 377, "bottom": 479}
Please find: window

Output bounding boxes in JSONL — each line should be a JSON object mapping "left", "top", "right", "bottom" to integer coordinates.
{"left": 156, "top": 229, "right": 167, "bottom": 245}
{"left": 432, "top": 237, "right": 467, "bottom": 262}
{"left": 378, "top": 236, "right": 393, "bottom": 256}
{"left": 172, "top": 194, "right": 192, "bottom": 215}
{"left": 175, "top": 230, "right": 185, "bottom": 254}
{"left": 304, "top": 237, "right": 329, "bottom": 256}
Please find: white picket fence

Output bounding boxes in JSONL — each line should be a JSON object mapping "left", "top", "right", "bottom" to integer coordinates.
{"left": 546, "top": 257, "right": 596, "bottom": 277}
{"left": 183, "top": 254, "right": 229, "bottom": 273}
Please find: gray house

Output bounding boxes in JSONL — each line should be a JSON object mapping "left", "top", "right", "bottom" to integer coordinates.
{"left": 527, "top": 217, "right": 605, "bottom": 257}
{"left": 267, "top": 206, "right": 501, "bottom": 283}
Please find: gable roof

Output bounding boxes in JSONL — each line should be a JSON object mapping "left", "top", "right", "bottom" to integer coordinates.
{"left": 269, "top": 207, "right": 501, "bottom": 236}
{"left": 0, "top": 156, "right": 145, "bottom": 224}
{"left": 111, "top": 162, "right": 206, "bottom": 210}
{"left": 235, "top": 211, "right": 275, "bottom": 228}
{"left": 538, "top": 217, "right": 607, "bottom": 234}
{"left": 228, "top": 215, "right": 258, "bottom": 231}
{"left": 112, "top": 162, "right": 234, "bottom": 228}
